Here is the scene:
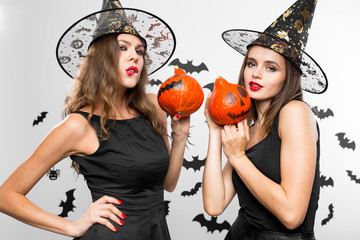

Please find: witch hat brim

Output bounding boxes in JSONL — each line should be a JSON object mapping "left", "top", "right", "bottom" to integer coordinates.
{"left": 56, "top": 7, "right": 176, "bottom": 78}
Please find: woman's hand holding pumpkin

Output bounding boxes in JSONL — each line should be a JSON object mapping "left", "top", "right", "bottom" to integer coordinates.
{"left": 170, "top": 114, "right": 190, "bottom": 142}
{"left": 221, "top": 120, "right": 249, "bottom": 165}
{"left": 204, "top": 95, "right": 222, "bottom": 132}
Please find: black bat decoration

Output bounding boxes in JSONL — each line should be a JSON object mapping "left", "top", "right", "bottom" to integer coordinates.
{"left": 149, "top": 78, "right": 162, "bottom": 86}
{"left": 181, "top": 182, "right": 202, "bottom": 197}
{"left": 320, "top": 174, "right": 334, "bottom": 188}
{"left": 335, "top": 132, "right": 356, "bottom": 151}
{"left": 193, "top": 214, "right": 230, "bottom": 233}
{"left": 33, "top": 111, "right": 48, "bottom": 126}
{"left": 58, "top": 189, "right": 76, "bottom": 218}
{"left": 168, "top": 58, "right": 208, "bottom": 74}
{"left": 183, "top": 155, "right": 206, "bottom": 172}
{"left": 311, "top": 106, "right": 334, "bottom": 120}
{"left": 321, "top": 203, "right": 334, "bottom": 226}
{"left": 346, "top": 170, "right": 360, "bottom": 184}
{"left": 163, "top": 200, "right": 170, "bottom": 216}
{"left": 203, "top": 82, "right": 214, "bottom": 92}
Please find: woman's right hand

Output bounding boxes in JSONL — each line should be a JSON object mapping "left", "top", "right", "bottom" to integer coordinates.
{"left": 70, "top": 195, "right": 126, "bottom": 237}
{"left": 204, "top": 94, "right": 222, "bottom": 131}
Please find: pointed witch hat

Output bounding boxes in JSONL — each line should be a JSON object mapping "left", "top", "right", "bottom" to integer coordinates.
{"left": 56, "top": 0, "right": 176, "bottom": 78}
{"left": 222, "top": 0, "right": 327, "bottom": 94}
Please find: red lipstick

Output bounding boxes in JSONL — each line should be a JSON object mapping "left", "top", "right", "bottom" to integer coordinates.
{"left": 249, "top": 81, "right": 263, "bottom": 91}
{"left": 126, "top": 66, "right": 138, "bottom": 76}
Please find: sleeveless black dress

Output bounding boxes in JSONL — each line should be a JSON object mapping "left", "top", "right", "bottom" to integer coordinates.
{"left": 225, "top": 101, "right": 320, "bottom": 238}
{"left": 70, "top": 111, "right": 171, "bottom": 240}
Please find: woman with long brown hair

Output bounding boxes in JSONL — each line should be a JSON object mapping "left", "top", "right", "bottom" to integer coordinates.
{"left": 202, "top": 0, "right": 328, "bottom": 239}
{"left": 0, "top": 1, "right": 189, "bottom": 239}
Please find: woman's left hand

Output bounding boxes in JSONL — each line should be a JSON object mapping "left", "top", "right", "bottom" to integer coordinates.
{"left": 221, "top": 120, "right": 249, "bottom": 164}
{"left": 170, "top": 114, "right": 190, "bottom": 141}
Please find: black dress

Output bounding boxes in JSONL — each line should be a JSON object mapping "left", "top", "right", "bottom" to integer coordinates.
{"left": 70, "top": 111, "right": 171, "bottom": 240}
{"left": 225, "top": 101, "right": 320, "bottom": 239}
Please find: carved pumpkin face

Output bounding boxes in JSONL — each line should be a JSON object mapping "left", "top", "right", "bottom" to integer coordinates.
{"left": 208, "top": 77, "right": 251, "bottom": 125}
{"left": 157, "top": 67, "right": 204, "bottom": 117}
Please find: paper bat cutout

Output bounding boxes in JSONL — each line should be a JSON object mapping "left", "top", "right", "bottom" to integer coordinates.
{"left": 321, "top": 203, "right": 334, "bottom": 226}
{"left": 149, "top": 78, "right": 162, "bottom": 86}
{"left": 193, "top": 214, "right": 230, "bottom": 233}
{"left": 183, "top": 155, "right": 206, "bottom": 172}
{"left": 346, "top": 170, "right": 360, "bottom": 184}
{"left": 203, "top": 82, "right": 214, "bottom": 92}
{"left": 335, "top": 132, "right": 356, "bottom": 151}
{"left": 58, "top": 189, "right": 76, "bottom": 218}
{"left": 163, "top": 200, "right": 170, "bottom": 216}
{"left": 168, "top": 58, "right": 208, "bottom": 74}
{"left": 181, "top": 182, "right": 202, "bottom": 197}
{"left": 311, "top": 106, "right": 334, "bottom": 120}
{"left": 33, "top": 111, "right": 48, "bottom": 126}
{"left": 320, "top": 174, "right": 334, "bottom": 188}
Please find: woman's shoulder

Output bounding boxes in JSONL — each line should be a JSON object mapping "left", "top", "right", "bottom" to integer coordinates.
{"left": 57, "top": 112, "right": 92, "bottom": 139}
{"left": 278, "top": 100, "right": 317, "bottom": 137}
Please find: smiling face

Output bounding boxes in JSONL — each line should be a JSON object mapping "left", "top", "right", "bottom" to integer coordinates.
{"left": 244, "top": 45, "right": 287, "bottom": 104}
{"left": 117, "top": 33, "right": 145, "bottom": 89}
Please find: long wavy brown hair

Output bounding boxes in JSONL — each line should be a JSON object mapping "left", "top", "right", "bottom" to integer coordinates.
{"left": 238, "top": 46, "right": 303, "bottom": 134}
{"left": 63, "top": 34, "right": 166, "bottom": 170}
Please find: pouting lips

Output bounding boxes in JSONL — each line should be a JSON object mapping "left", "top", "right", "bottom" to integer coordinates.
{"left": 126, "top": 66, "right": 138, "bottom": 76}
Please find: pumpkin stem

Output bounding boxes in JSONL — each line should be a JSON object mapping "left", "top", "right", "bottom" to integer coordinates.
{"left": 174, "top": 66, "right": 186, "bottom": 75}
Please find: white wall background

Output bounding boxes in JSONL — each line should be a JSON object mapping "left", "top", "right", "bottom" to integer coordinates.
{"left": 0, "top": 0, "right": 359, "bottom": 239}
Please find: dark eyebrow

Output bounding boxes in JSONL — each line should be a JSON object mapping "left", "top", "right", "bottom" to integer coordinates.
{"left": 247, "top": 57, "right": 281, "bottom": 68}
{"left": 118, "top": 39, "right": 145, "bottom": 49}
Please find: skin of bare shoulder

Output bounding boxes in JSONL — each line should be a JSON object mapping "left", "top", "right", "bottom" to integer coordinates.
{"left": 276, "top": 100, "right": 318, "bottom": 229}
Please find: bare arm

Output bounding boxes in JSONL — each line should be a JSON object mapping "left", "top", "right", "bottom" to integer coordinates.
{"left": 223, "top": 101, "right": 317, "bottom": 229}
{"left": 147, "top": 93, "right": 190, "bottom": 192}
{"left": 0, "top": 114, "right": 125, "bottom": 237}
{"left": 202, "top": 95, "right": 236, "bottom": 216}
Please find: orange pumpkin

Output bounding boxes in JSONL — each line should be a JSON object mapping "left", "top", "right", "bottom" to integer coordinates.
{"left": 157, "top": 67, "right": 204, "bottom": 117}
{"left": 208, "top": 77, "right": 251, "bottom": 125}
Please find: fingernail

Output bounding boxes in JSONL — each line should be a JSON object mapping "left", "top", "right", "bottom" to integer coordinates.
{"left": 119, "top": 220, "right": 124, "bottom": 225}
{"left": 117, "top": 200, "right": 123, "bottom": 204}
{"left": 114, "top": 227, "right": 118, "bottom": 232}
{"left": 121, "top": 213, "right": 126, "bottom": 219}
{"left": 176, "top": 114, "right": 180, "bottom": 119}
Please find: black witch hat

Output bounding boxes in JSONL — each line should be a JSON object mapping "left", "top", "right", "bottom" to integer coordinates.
{"left": 222, "top": 0, "right": 327, "bottom": 94}
{"left": 56, "top": 0, "right": 176, "bottom": 78}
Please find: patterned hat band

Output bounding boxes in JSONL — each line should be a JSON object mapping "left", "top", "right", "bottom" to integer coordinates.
{"left": 248, "top": 34, "right": 303, "bottom": 70}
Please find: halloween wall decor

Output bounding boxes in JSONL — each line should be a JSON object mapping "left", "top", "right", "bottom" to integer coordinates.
{"left": 321, "top": 203, "right": 334, "bottom": 226}
{"left": 163, "top": 200, "right": 170, "bottom": 216}
{"left": 149, "top": 78, "right": 163, "bottom": 86}
{"left": 58, "top": 189, "right": 76, "bottom": 218}
{"left": 335, "top": 132, "right": 356, "bottom": 151}
{"left": 32, "top": 111, "right": 48, "bottom": 126}
{"left": 47, "top": 167, "right": 61, "bottom": 181}
{"left": 181, "top": 182, "right": 202, "bottom": 197}
{"left": 319, "top": 174, "right": 334, "bottom": 188}
{"left": 203, "top": 82, "right": 214, "bottom": 92}
{"left": 208, "top": 77, "right": 251, "bottom": 125}
{"left": 193, "top": 214, "right": 231, "bottom": 233}
{"left": 168, "top": 58, "right": 209, "bottom": 74}
{"left": 182, "top": 155, "right": 206, "bottom": 172}
{"left": 311, "top": 106, "right": 334, "bottom": 120}
{"left": 346, "top": 170, "right": 360, "bottom": 184}
{"left": 158, "top": 67, "right": 204, "bottom": 117}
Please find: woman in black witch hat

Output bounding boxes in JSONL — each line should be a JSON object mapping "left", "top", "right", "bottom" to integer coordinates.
{"left": 203, "top": 0, "right": 327, "bottom": 239}
{"left": 0, "top": 1, "right": 189, "bottom": 239}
